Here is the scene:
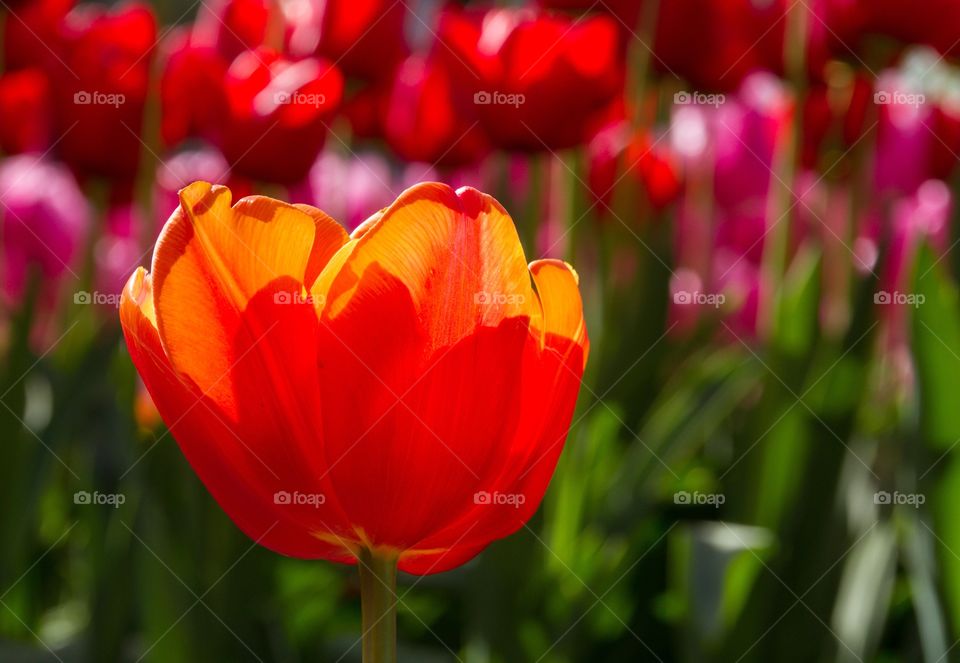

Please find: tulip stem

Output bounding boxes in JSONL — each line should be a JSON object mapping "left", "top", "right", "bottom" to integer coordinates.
{"left": 359, "top": 548, "right": 398, "bottom": 663}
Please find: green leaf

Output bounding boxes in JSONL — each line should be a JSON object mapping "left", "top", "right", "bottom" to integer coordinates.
{"left": 912, "top": 243, "right": 960, "bottom": 450}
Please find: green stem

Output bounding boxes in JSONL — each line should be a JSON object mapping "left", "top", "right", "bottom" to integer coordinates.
{"left": 359, "top": 548, "right": 398, "bottom": 663}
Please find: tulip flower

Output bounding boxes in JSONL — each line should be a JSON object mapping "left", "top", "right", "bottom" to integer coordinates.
{"left": 586, "top": 120, "right": 682, "bottom": 218}
{"left": 2, "top": 0, "right": 73, "bottom": 72}
{"left": 0, "top": 155, "right": 89, "bottom": 347}
{"left": 314, "top": 0, "right": 409, "bottom": 81}
{"left": 382, "top": 53, "right": 490, "bottom": 167}
{"left": 193, "top": 0, "right": 272, "bottom": 61}
{"left": 218, "top": 48, "right": 344, "bottom": 184}
{"left": 865, "top": 0, "right": 960, "bottom": 57}
{"left": 120, "top": 180, "right": 588, "bottom": 658}
{"left": 801, "top": 73, "right": 872, "bottom": 169}
{"left": 438, "top": 7, "right": 624, "bottom": 151}
{"left": 654, "top": 0, "right": 786, "bottom": 91}
{"left": 159, "top": 33, "right": 230, "bottom": 149}
{"left": 668, "top": 74, "right": 793, "bottom": 338}
{"left": 342, "top": 83, "right": 388, "bottom": 142}
{"left": 53, "top": 2, "right": 157, "bottom": 182}
{"left": 873, "top": 71, "right": 935, "bottom": 198}
{"left": 0, "top": 69, "right": 52, "bottom": 155}
{"left": 538, "top": 0, "right": 641, "bottom": 27}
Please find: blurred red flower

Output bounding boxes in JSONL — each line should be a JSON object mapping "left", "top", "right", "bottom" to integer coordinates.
{"left": 654, "top": 0, "right": 785, "bottom": 91}
{"left": 587, "top": 120, "right": 681, "bottom": 217}
{"left": 52, "top": 2, "right": 157, "bottom": 181}
{"left": 315, "top": 0, "right": 409, "bottom": 81}
{"left": 537, "top": 0, "right": 641, "bottom": 26}
{"left": 0, "top": 69, "right": 53, "bottom": 154}
{"left": 193, "top": 0, "right": 272, "bottom": 61}
{"left": 2, "top": 0, "right": 74, "bottom": 71}
{"left": 159, "top": 33, "right": 230, "bottom": 148}
{"left": 801, "top": 73, "right": 872, "bottom": 169}
{"left": 382, "top": 53, "right": 490, "bottom": 167}
{"left": 438, "top": 7, "right": 624, "bottom": 151}
{"left": 217, "top": 48, "right": 344, "bottom": 184}
{"left": 865, "top": 0, "right": 960, "bottom": 58}
{"left": 120, "top": 181, "right": 588, "bottom": 573}
{"left": 626, "top": 132, "right": 682, "bottom": 210}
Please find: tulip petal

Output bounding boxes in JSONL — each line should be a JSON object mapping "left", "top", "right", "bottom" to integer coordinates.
{"left": 120, "top": 267, "right": 354, "bottom": 562}
{"left": 322, "top": 182, "right": 537, "bottom": 346}
{"left": 152, "top": 181, "right": 345, "bottom": 416}
{"left": 396, "top": 261, "right": 589, "bottom": 570}
{"left": 398, "top": 542, "right": 487, "bottom": 575}
{"left": 398, "top": 327, "right": 586, "bottom": 572}
{"left": 314, "top": 183, "right": 547, "bottom": 549}
{"left": 147, "top": 183, "right": 358, "bottom": 552}
{"left": 530, "top": 258, "right": 589, "bottom": 361}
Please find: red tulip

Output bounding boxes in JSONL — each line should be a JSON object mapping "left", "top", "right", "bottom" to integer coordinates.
{"left": 586, "top": 120, "right": 681, "bottom": 217}
{"left": 342, "top": 83, "right": 387, "bottom": 142}
{"left": 193, "top": 0, "right": 272, "bottom": 61}
{"left": 52, "top": 2, "right": 157, "bottom": 181}
{"left": 2, "top": 0, "right": 74, "bottom": 71}
{"left": 865, "top": 0, "right": 960, "bottom": 58}
{"left": 315, "top": 0, "right": 409, "bottom": 81}
{"left": 654, "top": 0, "right": 785, "bottom": 91}
{"left": 801, "top": 73, "right": 872, "bottom": 169}
{"left": 438, "top": 7, "right": 625, "bottom": 151}
{"left": 537, "top": 0, "right": 641, "bottom": 27}
{"left": 159, "top": 33, "right": 230, "bottom": 148}
{"left": 0, "top": 69, "right": 53, "bottom": 154}
{"left": 625, "top": 132, "right": 682, "bottom": 211}
{"left": 218, "top": 48, "right": 344, "bottom": 184}
{"left": 120, "top": 181, "right": 588, "bottom": 575}
{"left": 929, "top": 106, "right": 960, "bottom": 183}
{"left": 382, "top": 53, "right": 490, "bottom": 167}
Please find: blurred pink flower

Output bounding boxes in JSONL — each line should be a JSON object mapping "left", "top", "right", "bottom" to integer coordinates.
{"left": 293, "top": 149, "right": 396, "bottom": 231}
{"left": 95, "top": 202, "right": 145, "bottom": 300}
{"left": 878, "top": 179, "right": 951, "bottom": 337}
{"left": 669, "top": 73, "right": 793, "bottom": 339}
{"left": 0, "top": 155, "right": 89, "bottom": 305}
{"left": 873, "top": 71, "right": 934, "bottom": 197}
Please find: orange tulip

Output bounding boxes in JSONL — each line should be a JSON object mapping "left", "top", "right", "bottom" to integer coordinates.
{"left": 120, "top": 181, "right": 588, "bottom": 577}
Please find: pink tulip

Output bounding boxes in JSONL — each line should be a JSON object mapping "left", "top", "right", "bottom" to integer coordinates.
{"left": 0, "top": 155, "right": 89, "bottom": 305}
